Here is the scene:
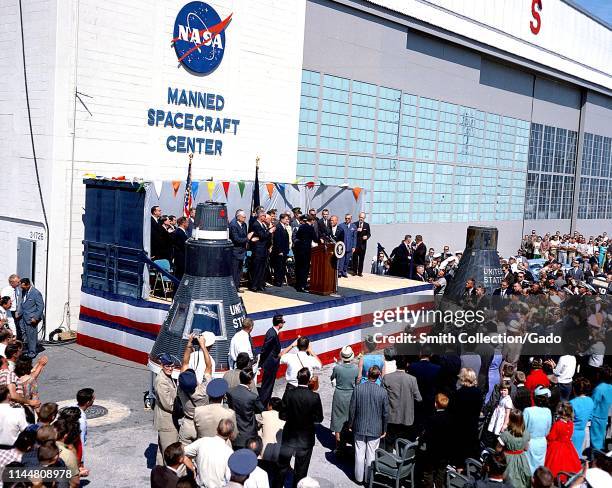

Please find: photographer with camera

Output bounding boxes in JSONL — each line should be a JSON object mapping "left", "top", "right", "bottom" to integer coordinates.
{"left": 279, "top": 336, "right": 322, "bottom": 394}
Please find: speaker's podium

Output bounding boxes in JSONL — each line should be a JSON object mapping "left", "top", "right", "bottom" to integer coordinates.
{"left": 309, "top": 242, "right": 337, "bottom": 295}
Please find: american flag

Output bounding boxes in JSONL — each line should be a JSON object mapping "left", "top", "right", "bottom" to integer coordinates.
{"left": 183, "top": 154, "right": 193, "bottom": 217}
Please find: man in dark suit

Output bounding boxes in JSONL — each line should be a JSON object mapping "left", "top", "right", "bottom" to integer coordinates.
{"left": 412, "top": 235, "right": 427, "bottom": 277}
{"left": 271, "top": 213, "right": 291, "bottom": 286}
{"left": 150, "top": 205, "right": 170, "bottom": 260}
{"left": 249, "top": 211, "right": 275, "bottom": 292}
{"left": 468, "top": 452, "right": 514, "bottom": 488}
{"left": 171, "top": 217, "right": 190, "bottom": 280}
{"left": 229, "top": 210, "right": 251, "bottom": 291}
{"left": 317, "top": 208, "right": 331, "bottom": 241}
{"left": 150, "top": 442, "right": 189, "bottom": 488}
{"left": 16, "top": 278, "right": 44, "bottom": 359}
{"left": 227, "top": 369, "right": 265, "bottom": 448}
{"left": 501, "top": 264, "right": 515, "bottom": 286}
{"left": 408, "top": 351, "right": 441, "bottom": 434}
{"left": 492, "top": 279, "right": 512, "bottom": 308}
{"left": 276, "top": 367, "right": 324, "bottom": 488}
{"left": 328, "top": 215, "right": 345, "bottom": 277}
{"left": 389, "top": 235, "right": 412, "bottom": 278}
{"left": 351, "top": 212, "right": 371, "bottom": 276}
{"left": 382, "top": 355, "right": 421, "bottom": 449}
{"left": 258, "top": 315, "right": 285, "bottom": 407}
{"left": 293, "top": 216, "right": 317, "bottom": 293}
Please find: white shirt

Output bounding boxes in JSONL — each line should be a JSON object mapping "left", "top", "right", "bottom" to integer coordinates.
{"left": 280, "top": 351, "right": 321, "bottom": 386}
{"left": 189, "top": 350, "right": 216, "bottom": 383}
{"left": 229, "top": 330, "right": 253, "bottom": 368}
{"left": 553, "top": 355, "right": 576, "bottom": 384}
{"left": 244, "top": 466, "right": 270, "bottom": 488}
{"left": 0, "top": 403, "right": 28, "bottom": 445}
{"left": 0, "top": 343, "right": 6, "bottom": 357}
{"left": 0, "top": 286, "right": 16, "bottom": 312}
{"left": 184, "top": 436, "right": 233, "bottom": 488}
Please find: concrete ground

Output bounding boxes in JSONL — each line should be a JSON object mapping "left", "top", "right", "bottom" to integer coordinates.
{"left": 38, "top": 344, "right": 361, "bottom": 488}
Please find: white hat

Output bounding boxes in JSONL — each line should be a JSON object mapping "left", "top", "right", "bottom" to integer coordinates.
{"left": 202, "top": 331, "right": 216, "bottom": 347}
{"left": 340, "top": 345, "right": 354, "bottom": 362}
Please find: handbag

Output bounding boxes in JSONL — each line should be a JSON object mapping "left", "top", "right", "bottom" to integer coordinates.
{"left": 297, "top": 353, "right": 319, "bottom": 391}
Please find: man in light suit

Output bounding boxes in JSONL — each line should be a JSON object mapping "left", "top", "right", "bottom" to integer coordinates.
{"left": 229, "top": 210, "right": 251, "bottom": 291}
{"left": 15, "top": 278, "right": 43, "bottom": 359}
{"left": 338, "top": 214, "right": 356, "bottom": 278}
{"left": 382, "top": 355, "right": 422, "bottom": 450}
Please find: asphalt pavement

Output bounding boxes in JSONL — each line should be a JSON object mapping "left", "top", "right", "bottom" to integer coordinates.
{"left": 39, "top": 343, "right": 361, "bottom": 488}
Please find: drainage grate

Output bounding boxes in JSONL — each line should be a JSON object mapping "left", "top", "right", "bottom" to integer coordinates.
{"left": 84, "top": 404, "right": 109, "bottom": 420}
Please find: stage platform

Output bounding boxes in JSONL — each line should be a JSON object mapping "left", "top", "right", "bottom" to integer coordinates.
{"left": 77, "top": 274, "right": 434, "bottom": 369}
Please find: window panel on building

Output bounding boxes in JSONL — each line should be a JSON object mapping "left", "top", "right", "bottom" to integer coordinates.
{"left": 577, "top": 177, "right": 589, "bottom": 219}
{"left": 319, "top": 76, "right": 350, "bottom": 152}
{"left": 376, "top": 87, "right": 401, "bottom": 156}
{"left": 296, "top": 150, "right": 316, "bottom": 179}
{"left": 582, "top": 133, "right": 594, "bottom": 176}
{"left": 603, "top": 137, "right": 612, "bottom": 179}
{"left": 525, "top": 172, "right": 539, "bottom": 220}
{"left": 529, "top": 123, "right": 543, "bottom": 172}
{"left": 591, "top": 135, "right": 603, "bottom": 177}
{"left": 298, "top": 70, "right": 320, "bottom": 149}
{"left": 553, "top": 128, "right": 566, "bottom": 173}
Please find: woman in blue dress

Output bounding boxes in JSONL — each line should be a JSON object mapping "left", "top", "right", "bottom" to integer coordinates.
{"left": 590, "top": 365, "right": 612, "bottom": 449}
{"left": 357, "top": 335, "right": 384, "bottom": 385}
{"left": 485, "top": 348, "right": 503, "bottom": 404}
{"left": 570, "top": 377, "right": 594, "bottom": 455}
{"left": 524, "top": 387, "right": 552, "bottom": 473}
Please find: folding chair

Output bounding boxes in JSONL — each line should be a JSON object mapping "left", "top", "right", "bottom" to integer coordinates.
{"left": 151, "top": 259, "right": 173, "bottom": 299}
{"left": 395, "top": 439, "right": 418, "bottom": 459}
{"left": 368, "top": 447, "right": 416, "bottom": 488}
{"left": 465, "top": 458, "right": 483, "bottom": 481}
{"left": 446, "top": 468, "right": 472, "bottom": 488}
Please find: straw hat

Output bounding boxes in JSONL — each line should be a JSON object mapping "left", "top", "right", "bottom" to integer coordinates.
{"left": 340, "top": 346, "right": 354, "bottom": 362}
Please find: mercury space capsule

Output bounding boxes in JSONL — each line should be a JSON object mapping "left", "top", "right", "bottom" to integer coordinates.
{"left": 443, "top": 226, "right": 504, "bottom": 301}
{"left": 148, "top": 201, "right": 247, "bottom": 375}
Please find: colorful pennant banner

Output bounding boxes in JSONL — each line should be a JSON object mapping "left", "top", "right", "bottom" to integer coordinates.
{"left": 222, "top": 181, "right": 230, "bottom": 197}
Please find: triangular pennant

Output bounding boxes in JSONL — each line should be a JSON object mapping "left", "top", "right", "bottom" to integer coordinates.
{"left": 191, "top": 181, "right": 200, "bottom": 199}
{"left": 313, "top": 182, "right": 327, "bottom": 199}
{"left": 265, "top": 183, "right": 274, "bottom": 198}
{"left": 275, "top": 183, "right": 286, "bottom": 200}
{"left": 172, "top": 180, "right": 181, "bottom": 197}
{"left": 352, "top": 187, "right": 362, "bottom": 201}
{"left": 305, "top": 181, "right": 315, "bottom": 189}
{"left": 237, "top": 181, "right": 246, "bottom": 197}
{"left": 222, "top": 181, "right": 230, "bottom": 197}
{"left": 153, "top": 180, "right": 163, "bottom": 198}
{"left": 291, "top": 183, "right": 300, "bottom": 191}
{"left": 207, "top": 181, "right": 216, "bottom": 199}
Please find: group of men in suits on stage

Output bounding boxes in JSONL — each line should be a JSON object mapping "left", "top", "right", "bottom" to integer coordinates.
{"left": 227, "top": 206, "right": 372, "bottom": 293}
{"left": 387, "top": 234, "right": 428, "bottom": 279}
{"left": 150, "top": 205, "right": 194, "bottom": 280}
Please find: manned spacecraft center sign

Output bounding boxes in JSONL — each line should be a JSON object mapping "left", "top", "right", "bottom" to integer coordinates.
{"left": 147, "top": 87, "right": 241, "bottom": 156}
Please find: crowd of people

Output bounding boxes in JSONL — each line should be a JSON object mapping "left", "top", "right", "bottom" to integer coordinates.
{"left": 150, "top": 205, "right": 372, "bottom": 294}
{"left": 151, "top": 303, "right": 612, "bottom": 488}
{"left": 0, "top": 274, "right": 97, "bottom": 487}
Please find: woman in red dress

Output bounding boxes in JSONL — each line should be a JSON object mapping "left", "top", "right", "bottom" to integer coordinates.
{"left": 545, "top": 402, "right": 581, "bottom": 481}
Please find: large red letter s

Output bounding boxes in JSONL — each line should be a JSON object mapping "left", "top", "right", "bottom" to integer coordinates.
{"left": 530, "top": 0, "right": 542, "bottom": 35}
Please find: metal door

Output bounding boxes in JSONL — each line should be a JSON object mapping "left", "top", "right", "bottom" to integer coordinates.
{"left": 17, "top": 238, "right": 36, "bottom": 280}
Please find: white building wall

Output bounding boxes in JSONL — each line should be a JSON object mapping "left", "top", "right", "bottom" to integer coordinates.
{"left": 364, "top": 0, "right": 612, "bottom": 91}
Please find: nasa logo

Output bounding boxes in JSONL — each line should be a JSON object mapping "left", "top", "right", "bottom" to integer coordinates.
{"left": 172, "top": 1, "right": 233, "bottom": 75}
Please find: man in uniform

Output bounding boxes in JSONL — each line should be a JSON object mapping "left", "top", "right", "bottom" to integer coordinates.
{"left": 293, "top": 216, "right": 317, "bottom": 293}
{"left": 351, "top": 212, "right": 371, "bottom": 276}
{"left": 338, "top": 214, "right": 356, "bottom": 278}
{"left": 154, "top": 353, "right": 178, "bottom": 465}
